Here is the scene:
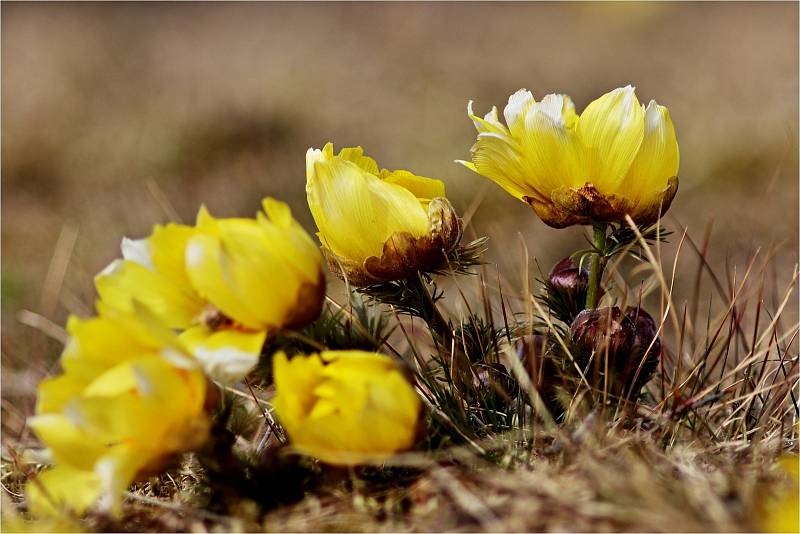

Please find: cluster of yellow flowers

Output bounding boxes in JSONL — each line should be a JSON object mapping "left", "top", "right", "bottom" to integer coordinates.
{"left": 27, "top": 85, "right": 679, "bottom": 518}
{"left": 28, "top": 159, "right": 432, "bottom": 516}
{"left": 95, "top": 198, "right": 325, "bottom": 383}
{"left": 27, "top": 305, "right": 209, "bottom": 516}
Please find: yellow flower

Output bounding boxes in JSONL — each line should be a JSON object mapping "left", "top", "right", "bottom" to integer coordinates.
{"left": 757, "top": 455, "right": 800, "bottom": 533}
{"left": 306, "top": 143, "right": 462, "bottom": 285}
{"left": 460, "top": 85, "right": 679, "bottom": 228}
{"left": 272, "top": 350, "right": 422, "bottom": 465}
{"left": 96, "top": 198, "right": 324, "bottom": 383}
{"left": 25, "top": 305, "right": 209, "bottom": 517}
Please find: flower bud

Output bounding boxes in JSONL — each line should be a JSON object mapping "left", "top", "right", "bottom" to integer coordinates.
{"left": 549, "top": 257, "right": 589, "bottom": 296}
{"left": 570, "top": 307, "right": 635, "bottom": 366}
{"left": 546, "top": 257, "right": 589, "bottom": 320}
{"left": 622, "top": 306, "right": 661, "bottom": 393}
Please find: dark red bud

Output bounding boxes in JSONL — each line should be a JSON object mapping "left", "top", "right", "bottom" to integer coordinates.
{"left": 625, "top": 307, "right": 661, "bottom": 358}
{"left": 570, "top": 307, "right": 635, "bottom": 362}
{"left": 548, "top": 256, "right": 589, "bottom": 297}
{"left": 622, "top": 306, "right": 662, "bottom": 392}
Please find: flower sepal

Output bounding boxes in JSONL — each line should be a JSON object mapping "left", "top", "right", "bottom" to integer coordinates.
{"left": 528, "top": 176, "right": 678, "bottom": 229}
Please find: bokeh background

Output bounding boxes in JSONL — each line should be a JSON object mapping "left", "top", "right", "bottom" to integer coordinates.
{"left": 2, "top": 2, "right": 798, "bottom": 435}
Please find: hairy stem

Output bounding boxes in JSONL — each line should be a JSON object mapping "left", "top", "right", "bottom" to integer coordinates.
{"left": 409, "top": 273, "right": 452, "bottom": 346}
{"left": 586, "top": 223, "right": 607, "bottom": 309}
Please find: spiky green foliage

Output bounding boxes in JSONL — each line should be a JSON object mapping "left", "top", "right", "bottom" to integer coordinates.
{"left": 358, "top": 275, "right": 444, "bottom": 323}
{"left": 432, "top": 237, "right": 490, "bottom": 276}
{"left": 252, "top": 292, "right": 393, "bottom": 384}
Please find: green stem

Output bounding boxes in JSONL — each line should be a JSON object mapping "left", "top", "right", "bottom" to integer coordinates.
{"left": 585, "top": 224, "right": 607, "bottom": 309}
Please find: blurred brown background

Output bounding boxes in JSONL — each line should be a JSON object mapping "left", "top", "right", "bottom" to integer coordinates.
{"left": 2, "top": 2, "right": 797, "bottom": 432}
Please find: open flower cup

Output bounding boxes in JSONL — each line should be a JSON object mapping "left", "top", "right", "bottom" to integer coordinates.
{"left": 460, "top": 85, "right": 679, "bottom": 228}
{"left": 307, "top": 143, "right": 462, "bottom": 286}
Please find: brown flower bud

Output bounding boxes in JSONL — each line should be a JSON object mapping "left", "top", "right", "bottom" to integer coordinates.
{"left": 549, "top": 257, "right": 589, "bottom": 297}
{"left": 546, "top": 257, "right": 592, "bottom": 321}
{"left": 622, "top": 306, "right": 661, "bottom": 394}
{"left": 570, "top": 307, "right": 635, "bottom": 366}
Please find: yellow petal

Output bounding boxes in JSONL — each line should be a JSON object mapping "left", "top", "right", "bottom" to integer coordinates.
{"left": 147, "top": 223, "right": 197, "bottom": 291}
{"left": 25, "top": 465, "right": 102, "bottom": 517}
{"left": 381, "top": 170, "right": 446, "bottom": 201}
{"left": 27, "top": 414, "right": 105, "bottom": 470}
{"left": 622, "top": 100, "right": 679, "bottom": 205}
{"left": 184, "top": 232, "right": 265, "bottom": 328}
{"left": 576, "top": 85, "right": 645, "bottom": 191}
{"left": 517, "top": 93, "right": 584, "bottom": 193}
{"left": 271, "top": 352, "right": 326, "bottom": 436}
{"left": 459, "top": 132, "right": 531, "bottom": 201}
{"left": 95, "top": 259, "right": 202, "bottom": 329}
{"left": 180, "top": 326, "right": 265, "bottom": 383}
{"left": 467, "top": 101, "right": 509, "bottom": 136}
{"left": 306, "top": 147, "right": 429, "bottom": 263}
{"left": 76, "top": 358, "right": 205, "bottom": 444}
{"left": 258, "top": 197, "right": 323, "bottom": 284}
{"left": 503, "top": 89, "right": 535, "bottom": 137}
{"left": 335, "top": 145, "right": 379, "bottom": 175}
{"left": 56, "top": 312, "right": 166, "bottom": 385}
{"left": 35, "top": 373, "right": 90, "bottom": 414}
{"left": 272, "top": 350, "right": 420, "bottom": 466}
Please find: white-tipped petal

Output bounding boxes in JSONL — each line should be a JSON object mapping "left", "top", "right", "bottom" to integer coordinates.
{"left": 622, "top": 99, "right": 679, "bottom": 204}
{"left": 503, "top": 89, "right": 535, "bottom": 134}
{"left": 120, "top": 237, "right": 152, "bottom": 269}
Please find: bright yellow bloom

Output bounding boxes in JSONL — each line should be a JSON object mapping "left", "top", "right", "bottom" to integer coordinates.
{"left": 757, "top": 455, "right": 800, "bottom": 533}
{"left": 306, "top": 143, "right": 462, "bottom": 285}
{"left": 25, "top": 305, "right": 209, "bottom": 517}
{"left": 272, "top": 350, "right": 422, "bottom": 465}
{"left": 460, "top": 85, "right": 679, "bottom": 228}
{"left": 96, "top": 198, "right": 324, "bottom": 383}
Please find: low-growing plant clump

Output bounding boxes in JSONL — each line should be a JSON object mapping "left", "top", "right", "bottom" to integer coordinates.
{"left": 2, "top": 86, "right": 797, "bottom": 532}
